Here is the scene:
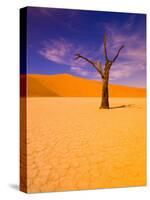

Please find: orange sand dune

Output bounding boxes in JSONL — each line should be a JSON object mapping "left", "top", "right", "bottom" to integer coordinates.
{"left": 20, "top": 74, "right": 146, "bottom": 97}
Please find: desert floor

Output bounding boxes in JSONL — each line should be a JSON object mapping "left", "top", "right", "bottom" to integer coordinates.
{"left": 26, "top": 97, "right": 146, "bottom": 192}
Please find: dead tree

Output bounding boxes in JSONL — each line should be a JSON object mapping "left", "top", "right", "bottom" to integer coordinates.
{"left": 74, "top": 33, "right": 124, "bottom": 109}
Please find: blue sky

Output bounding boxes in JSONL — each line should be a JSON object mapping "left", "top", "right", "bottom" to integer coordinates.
{"left": 25, "top": 7, "right": 146, "bottom": 88}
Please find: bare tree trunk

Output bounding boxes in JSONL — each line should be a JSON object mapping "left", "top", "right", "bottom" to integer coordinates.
{"left": 100, "top": 75, "right": 109, "bottom": 109}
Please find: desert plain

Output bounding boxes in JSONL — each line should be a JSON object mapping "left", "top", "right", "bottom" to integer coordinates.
{"left": 20, "top": 74, "right": 146, "bottom": 192}
{"left": 25, "top": 96, "right": 146, "bottom": 192}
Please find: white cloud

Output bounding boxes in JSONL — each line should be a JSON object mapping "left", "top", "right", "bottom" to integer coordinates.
{"left": 100, "top": 19, "right": 146, "bottom": 81}
{"left": 39, "top": 17, "right": 146, "bottom": 82}
{"left": 70, "top": 66, "right": 100, "bottom": 80}
{"left": 39, "top": 38, "right": 91, "bottom": 67}
{"left": 39, "top": 38, "right": 72, "bottom": 64}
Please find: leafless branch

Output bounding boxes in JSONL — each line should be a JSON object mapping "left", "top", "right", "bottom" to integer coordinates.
{"left": 74, "top": 54, "right": 104, "bottom": 79}
{"left": 112, "top": 45, "right": 124, "bottom": 63}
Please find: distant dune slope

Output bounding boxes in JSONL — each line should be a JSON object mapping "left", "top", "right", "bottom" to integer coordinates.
{"left": 20, "top": 74, "right": 146, "bottom": 97}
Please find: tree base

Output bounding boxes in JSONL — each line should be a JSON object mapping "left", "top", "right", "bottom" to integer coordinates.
{"left": 99, "top": 106, "right": 109, "bottom": 109}
{"left": 99, "top": 103, "right": 109, "bottom": 109}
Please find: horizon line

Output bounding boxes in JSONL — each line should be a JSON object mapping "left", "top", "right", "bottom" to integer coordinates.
{"left": 20, "top": 73, "right": 146, "bottom": 89}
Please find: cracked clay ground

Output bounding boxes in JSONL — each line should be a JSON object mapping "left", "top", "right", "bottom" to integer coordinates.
{"left": 26, "top": 97, "right": 146, "bottom": 193}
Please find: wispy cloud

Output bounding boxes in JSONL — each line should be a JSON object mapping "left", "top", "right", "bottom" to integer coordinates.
{"left": 39, "top": 38, "right": 72, "bottom": 65}
{"left": 70, "top": 66, "right": 100, "bottom": 80}
{"left": 39, "top": 38, "right": 102, "bottom": 80}
{"left": 110, "top": 61, "right": 140, "bottom": 80}
{"left": 39, "top": 38, "right": 93, "bottom": 67}
{"left": 70, "top": 16, "right": 146, "bottom": 81}
{"left": 99, "top": 17, "right": 146, "bottom": 81}
{"left": 71, "top": 66, "right": 89, "bottom": 76}
{"left": 39, "top": 15, "right": 146, "bottom": 83}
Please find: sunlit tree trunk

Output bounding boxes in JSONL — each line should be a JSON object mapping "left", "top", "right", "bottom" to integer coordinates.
{"left": 100, "top": 75, "right": 109, "bottom": 109}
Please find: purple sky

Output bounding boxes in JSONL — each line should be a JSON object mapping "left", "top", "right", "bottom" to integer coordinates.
{"left": 26, "top": 7, "right": 146, "bottom": 88}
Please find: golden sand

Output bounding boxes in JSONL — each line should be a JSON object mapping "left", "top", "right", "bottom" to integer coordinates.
{"left": 25, "top": 97, "right": 146, "bottom": 192}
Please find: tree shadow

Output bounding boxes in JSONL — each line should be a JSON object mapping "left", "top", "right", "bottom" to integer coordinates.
{"left": 110, "top": 104, "right": 133, "bottom": 109}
